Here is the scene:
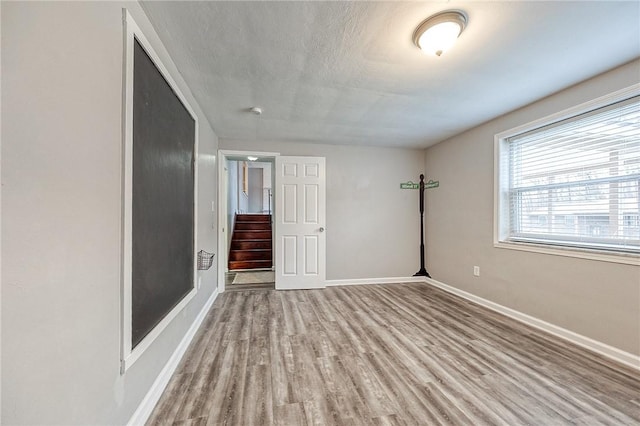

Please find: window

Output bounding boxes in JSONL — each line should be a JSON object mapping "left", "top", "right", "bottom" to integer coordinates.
{"left": 496, "top": 89, "right": 640, "bottom": 259}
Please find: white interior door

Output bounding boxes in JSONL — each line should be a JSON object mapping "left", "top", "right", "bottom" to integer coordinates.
{"left": 275, "top": 156, "right": 326, "bottom": 290}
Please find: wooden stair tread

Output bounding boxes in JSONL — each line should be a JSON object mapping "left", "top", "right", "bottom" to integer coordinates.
{"left": 235, "top": 223, "right": 272, "bottom": 231}
{"left": 229, "top": 259, "right": 272, "bottom": 270}
{"left": 236, "top": 215, "right": 271, "bottom": 222}
{"left": 231, "top": 240, "right": 272, "bottom": 251}
{"left": 229, "top": 248, "right": 272, "bottom": 261}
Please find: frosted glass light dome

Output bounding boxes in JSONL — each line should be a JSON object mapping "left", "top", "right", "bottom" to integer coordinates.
{"left": 413, "top": 11, "right": 468, "bottom": 57}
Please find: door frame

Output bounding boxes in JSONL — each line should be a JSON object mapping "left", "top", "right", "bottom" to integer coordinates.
{"left": 217, "top": 150, "right": 279, "bottom": 292}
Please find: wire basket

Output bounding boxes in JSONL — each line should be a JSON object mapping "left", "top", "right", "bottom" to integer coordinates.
{"left": 197, "top": 250, "right": 215, "bottom": 270}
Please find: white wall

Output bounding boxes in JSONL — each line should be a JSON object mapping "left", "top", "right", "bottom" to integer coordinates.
{"left": 227, "top": 160, "right": 249, "bottom": 215}
{"left": 1, "top": 2, "right": 218, "bottom": 424}
{"left": 219, "top": 140, "right": 425, "bottom": 280}
{"left": 237, "top": 162, "right": 249, "bottom": 214}
{"left": 226, "top": 159, "right": 238, "bottom": 250}
{"left": 424, "top": 59, "right": 640, "bottom": 356}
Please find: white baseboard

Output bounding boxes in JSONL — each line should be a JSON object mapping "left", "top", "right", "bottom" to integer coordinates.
{"left": 325, "top": 276, "right": 425, "bottom": 287}
{"left": 127, "top": 288, "right": 219, "bottom": 426}
{"left": 425, "top": 277, "right": 640, "bottom": 372}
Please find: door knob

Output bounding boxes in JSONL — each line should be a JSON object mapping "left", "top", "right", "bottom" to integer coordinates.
{"left": 319, "top": 227, "right": 325, "bottom": 232}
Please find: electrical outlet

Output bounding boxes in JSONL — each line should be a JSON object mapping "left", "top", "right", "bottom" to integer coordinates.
{"left": 473, "top": 266, "right": 480, "bottom": 277}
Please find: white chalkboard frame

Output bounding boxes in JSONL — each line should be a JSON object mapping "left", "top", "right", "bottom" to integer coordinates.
{"left": 121, "top": 10, "right": 199, "bottom": 373}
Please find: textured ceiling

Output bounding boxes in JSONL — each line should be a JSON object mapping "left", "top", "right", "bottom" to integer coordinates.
{"left": 140, "top": 1, "right": 640, "bottom": 149}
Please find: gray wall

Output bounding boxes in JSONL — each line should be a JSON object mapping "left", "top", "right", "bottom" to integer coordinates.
{"left": 424, "top": 59, "right": 640, "bottom": 356}
{"left": 219, "top": 140, "right": 425, "bottom": 280}
{"left": 1, "top": 2, "right": 218, "bottom": 424}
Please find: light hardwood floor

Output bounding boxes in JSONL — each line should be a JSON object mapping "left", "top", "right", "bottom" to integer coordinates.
{"left": 147, "top": 283, "right": 640, "bottom": 425}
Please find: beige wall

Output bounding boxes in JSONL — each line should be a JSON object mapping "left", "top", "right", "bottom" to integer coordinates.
{"left": 1, "top": 2, "right": 218, "bottom": 424}
{"left": 220, "top": 140, "right": 425, "bottom": 280}
{"left": 424, "top": 59, "right": 640, "bottom": 356}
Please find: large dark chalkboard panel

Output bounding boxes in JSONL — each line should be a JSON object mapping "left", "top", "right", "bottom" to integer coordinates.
{"left": 132, "top": 38, "right": 195, "bottom": 348}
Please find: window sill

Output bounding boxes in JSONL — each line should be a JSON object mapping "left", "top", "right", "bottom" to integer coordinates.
{"left": 494, "top": 240, "right": 640, "bottom": 266}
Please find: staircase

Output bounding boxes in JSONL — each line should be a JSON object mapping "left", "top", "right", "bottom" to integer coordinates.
{"left": 228, "top": 214, "right": 272, "bottom": 270}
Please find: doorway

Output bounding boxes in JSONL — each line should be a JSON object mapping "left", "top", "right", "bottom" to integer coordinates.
{"left": 217, "top": 151, "right": 327, "bottom": 293}
{"left": 217, "top": 151, "right": 278, "bottom": 293}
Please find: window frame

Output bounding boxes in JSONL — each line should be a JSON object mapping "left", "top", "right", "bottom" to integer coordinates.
{"left": 494, "top": 84, "right": 640, "bottom": 266}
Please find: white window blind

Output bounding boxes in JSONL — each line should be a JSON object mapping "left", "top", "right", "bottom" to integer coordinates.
{"left": 503, "top": 95, "right": 640, "bottom": 254}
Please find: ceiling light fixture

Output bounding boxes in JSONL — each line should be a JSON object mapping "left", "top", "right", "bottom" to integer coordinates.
{"left": 249, "top": 106, "right": 263, "bottom": 115}
{"left": 413, "top": 10, "right": 468, "bottom": 57}
{"left": 247, "top": 156, "right": 258, "bottom": 161}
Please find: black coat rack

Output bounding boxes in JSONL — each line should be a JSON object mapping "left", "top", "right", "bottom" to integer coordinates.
{"left": 413, "top": 174, "right": 431, "bottom": 278}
